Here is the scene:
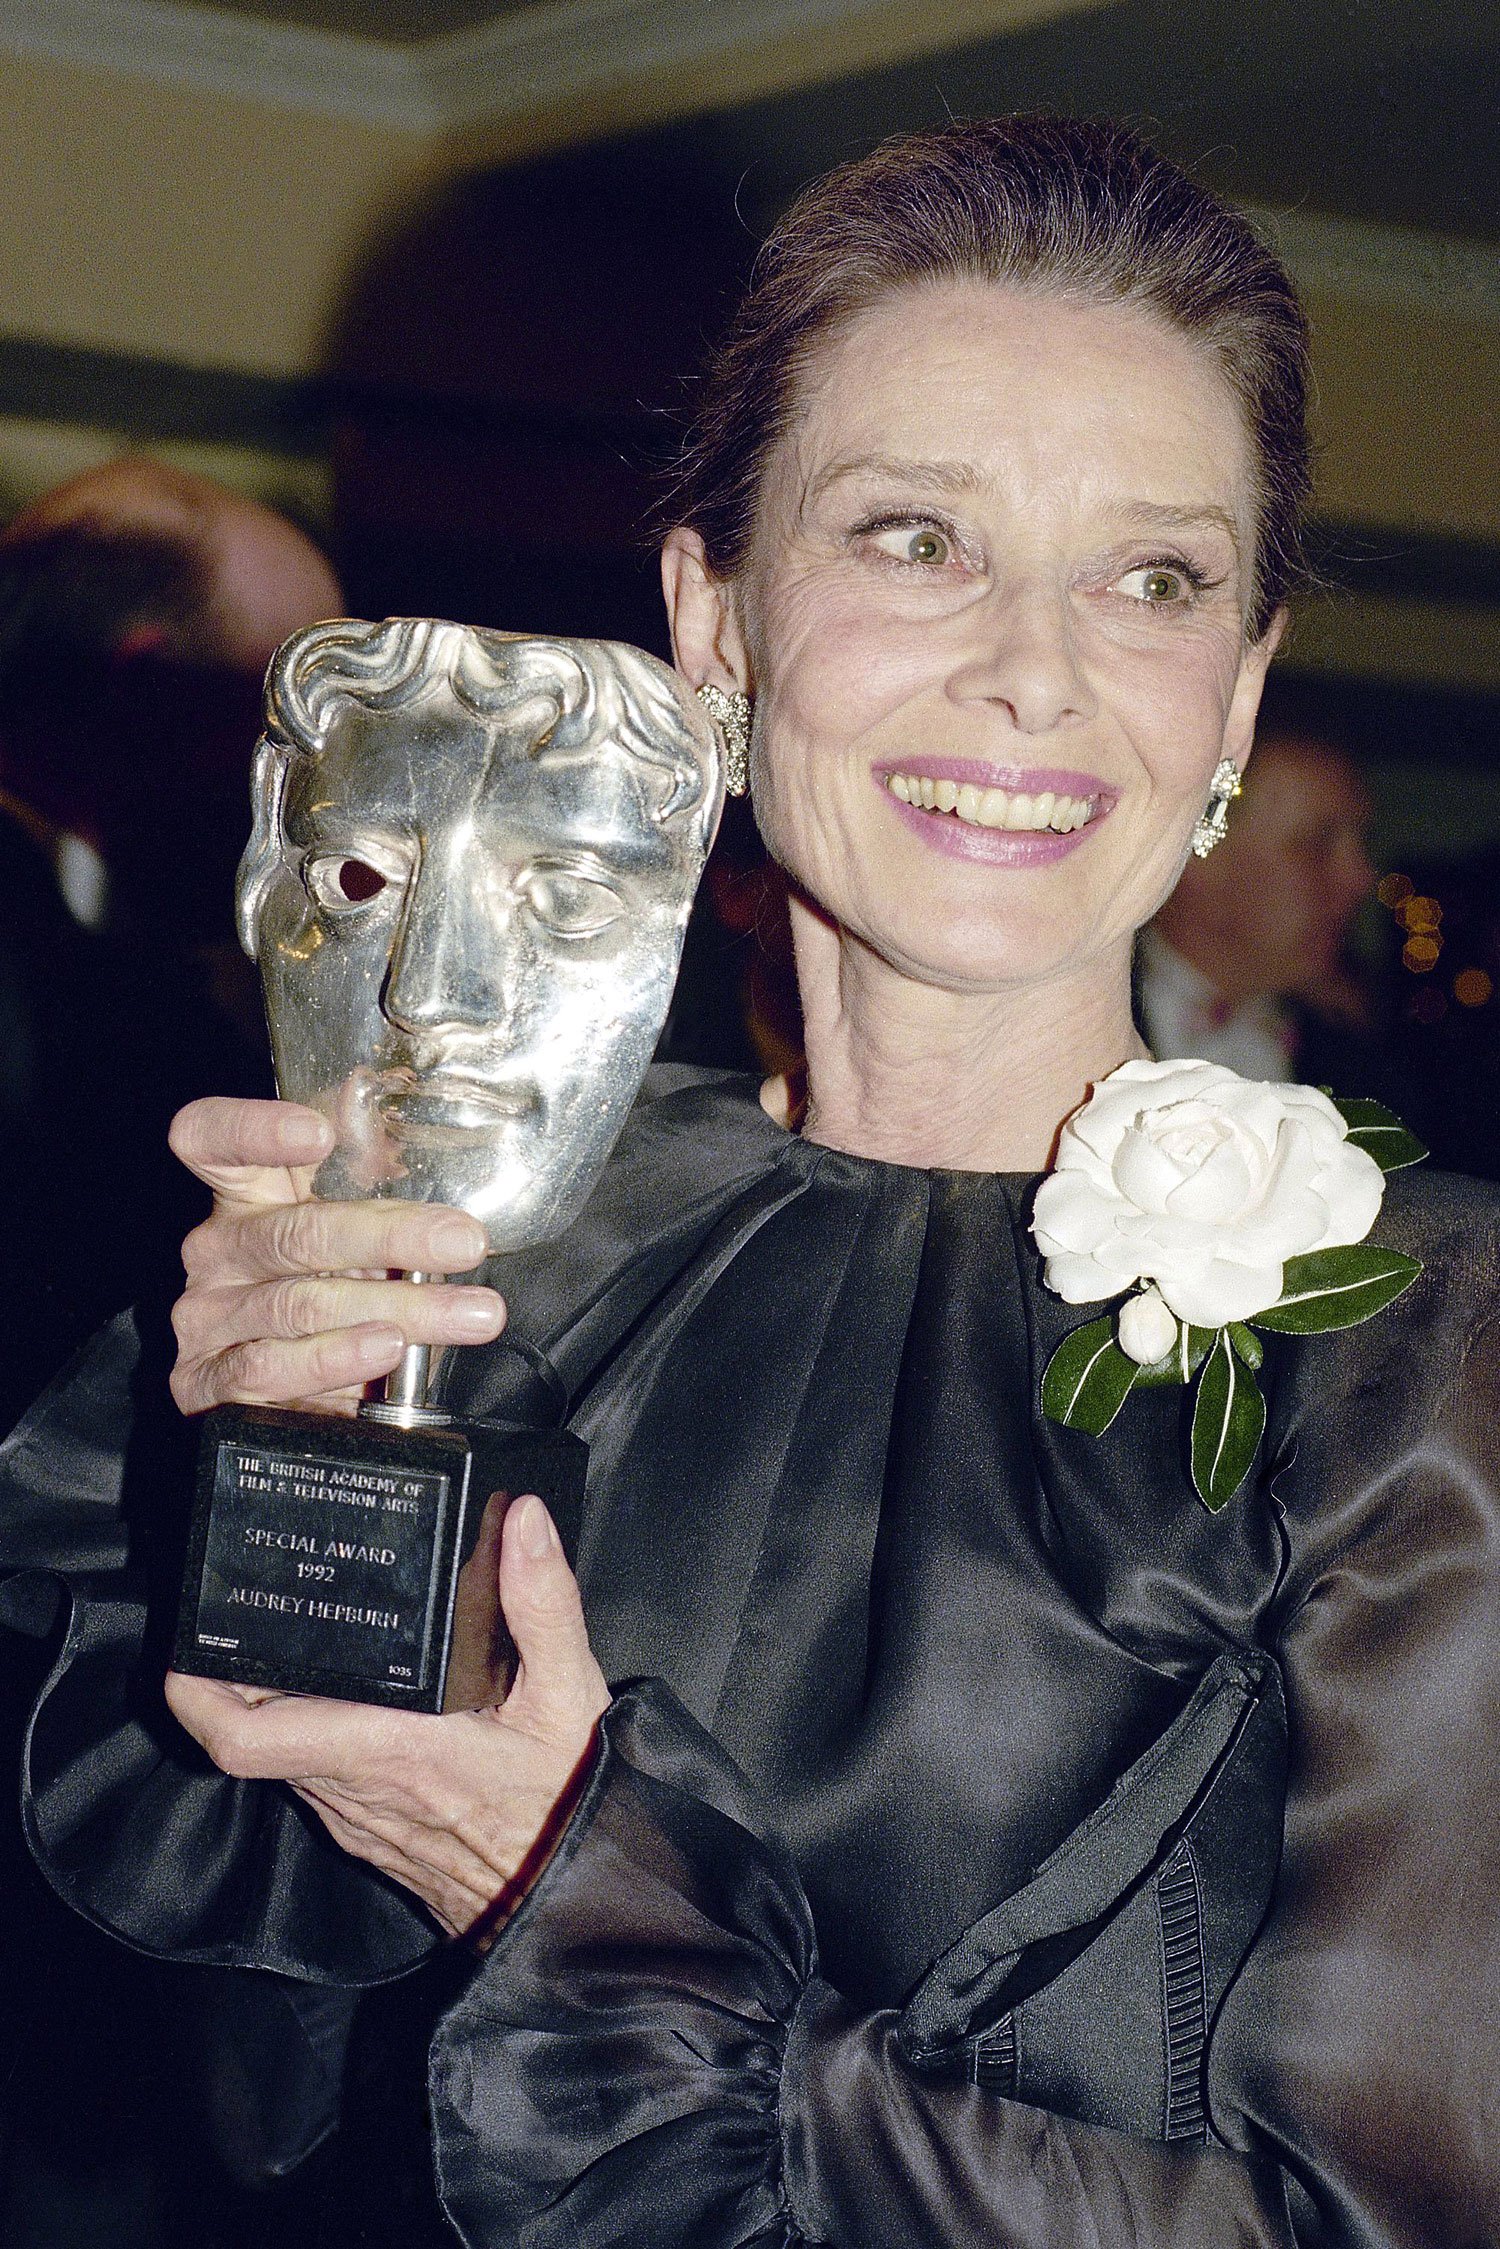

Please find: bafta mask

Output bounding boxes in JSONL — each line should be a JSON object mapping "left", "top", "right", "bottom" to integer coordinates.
{"left": 237, "top": 618, "right": 721, "bottom": 1252}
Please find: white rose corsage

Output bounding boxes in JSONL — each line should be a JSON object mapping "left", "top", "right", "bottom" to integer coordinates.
{"left": 1032, "top": 1059, "right": 1426, "bottom": 1510}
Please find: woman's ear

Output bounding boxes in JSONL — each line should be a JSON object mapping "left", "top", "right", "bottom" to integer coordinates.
{"left": 1224, "top": 606, "right": 1289, "bottom": 776}
{"left": 660, "top": 528, "right": 751, "bottom": 693}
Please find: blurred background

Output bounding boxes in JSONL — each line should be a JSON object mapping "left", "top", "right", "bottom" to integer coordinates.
{"left": 0, "top": 0, "right": 1495, "bottom": 1145}
{"left": 0, "top": 0, "right": 1497, "bottom": 1181}
{"left": 0, "top": 1, "right": 1495, "bottom": 2239}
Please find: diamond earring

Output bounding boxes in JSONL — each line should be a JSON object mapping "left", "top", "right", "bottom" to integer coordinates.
{"left": 1190, "top": 758, "right": 1242, "bottom": 858}
{"left": 695, "top": 683, "right": 752, "bottom": 798}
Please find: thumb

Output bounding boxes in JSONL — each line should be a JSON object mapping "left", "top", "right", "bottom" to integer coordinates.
{"left": 499, "top": 1495, "right": 607, "bottom": 1734}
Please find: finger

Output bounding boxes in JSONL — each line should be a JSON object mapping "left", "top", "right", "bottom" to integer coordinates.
{"left": 185, "top": 1198, "right": 488, "bottom": 1288}
{"left": 169, "top": 1097, "right": 333, "bottom": 1201}
{"left": 499, "top": 1498, "right": 608, "bottom": 1736}
{"left": 164, "top": 1669, "right": 305, "bottom": 1763}
{"left": 165, "top": 1670, "right": 421, "bottom": 1784}
{"left": 170, "top": 1323, "right": 408, "bottom": 1415}
{"left": 173, "top": 1275, "right": 505, "bottom": 1360}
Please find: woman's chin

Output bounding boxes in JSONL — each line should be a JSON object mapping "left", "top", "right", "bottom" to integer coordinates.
{"left": 857, "top": 917, "right": 1108, "bottom": 997}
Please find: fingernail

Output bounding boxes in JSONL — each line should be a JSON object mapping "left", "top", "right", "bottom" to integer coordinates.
{"left": 450, "top": 1291, "right": 504, "bottom": 1338}
{"left": 431, "top": 1216, "right": 485, "bottom": 1266}
{"left": 283, "top": 1112, "right": 333, "bottom": 1157}
{"left": 516, "top": 1494, "right": 554, "bottom": 1559}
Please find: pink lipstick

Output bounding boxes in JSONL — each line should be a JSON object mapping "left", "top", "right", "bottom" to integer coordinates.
{"left": 872, "top": 760, "right": 1116, "bottom": 866}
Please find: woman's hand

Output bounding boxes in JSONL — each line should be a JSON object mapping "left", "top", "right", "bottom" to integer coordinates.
{"left": 164, "top": 1495, "right": 608, "bottom": 1939}
{"left": 167, "top": 1096, "right": 507, "bottom": 1417}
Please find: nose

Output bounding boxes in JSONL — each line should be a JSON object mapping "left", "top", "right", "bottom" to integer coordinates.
{"left": 1334, "top": 829, "right": 1377, "bottom": 919}
{"left": 384, "top": 842, "right": 517, "bottom": 1039}
{"left": 944, "top": 582, "right": 1097, "bottom": 735}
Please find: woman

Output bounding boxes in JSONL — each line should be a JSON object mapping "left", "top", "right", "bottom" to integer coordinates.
{"left": 11, "top": 117, "right": 1499, "bottom": 2246}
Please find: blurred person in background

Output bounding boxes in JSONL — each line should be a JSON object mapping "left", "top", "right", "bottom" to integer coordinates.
{"left": 0, "top": 461, "right": 343, "bottom": 2249}
{"left": 0, "top": 458, "right": 342, "bottom": 1429}
{"left": 1139, "top": 680, "right": 1378, "bottom": 1082}
{"left": 1375, "top": 846, "right": 1500, "bottom": 1182}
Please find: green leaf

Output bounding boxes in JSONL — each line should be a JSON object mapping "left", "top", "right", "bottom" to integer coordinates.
{"left": 1253, "top": 1243, "right": 1423, "bottom": 1333}
{"left": 1331, "top": 1097, "right": 1428, "bottom": 1172}
{"left": 1134, "top": 1323, "right": 1216, "bottom": 1387}
{"left": 1229, "top": 1321, "right": 1263, "bottom": 1369}
{"left": 1190, "top": 1331, "right": 1267, "bottom": 1511}
{"left": 1041, "top": 1316, "right": 1140, "bottom": 1434}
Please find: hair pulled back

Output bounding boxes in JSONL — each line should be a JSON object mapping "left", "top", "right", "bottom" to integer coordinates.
{"left": 670, "top": 115, "right": 1311, "bottom": 641}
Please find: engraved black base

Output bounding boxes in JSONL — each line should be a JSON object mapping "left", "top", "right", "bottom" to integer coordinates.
{"left": 174, "top": 1403, "right": 587, "bottom": 1712}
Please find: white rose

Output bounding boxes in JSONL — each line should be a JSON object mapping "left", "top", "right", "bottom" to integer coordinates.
{"left": 1032, "top": 1059, "right": 1386, "bottom": 1330}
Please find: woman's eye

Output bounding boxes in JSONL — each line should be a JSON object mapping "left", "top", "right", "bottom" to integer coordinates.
{"left": 1115, "top": 563, "right": 1193, "bottom": 605}
{"left": 524, "top": 870, "right": 624, "bottom": 938}
{"left": 868, "top": 523, "right": 955, "bottom": 568}
{"left": 306, "top": 855, "right": 388, "bottom": 909}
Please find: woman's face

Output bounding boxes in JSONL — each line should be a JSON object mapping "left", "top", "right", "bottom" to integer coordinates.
{"left": 709, "top": 279, "right": 1277, "bottom": 999}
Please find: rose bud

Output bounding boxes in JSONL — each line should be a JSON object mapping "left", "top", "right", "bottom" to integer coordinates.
{"left": 1118, "top": 1286, "right": 1179, "bottom": 1366}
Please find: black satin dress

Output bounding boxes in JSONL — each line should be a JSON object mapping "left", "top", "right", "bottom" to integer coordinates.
{"left": 6, "top": 1068, "right": 1499, "bottom": 2246}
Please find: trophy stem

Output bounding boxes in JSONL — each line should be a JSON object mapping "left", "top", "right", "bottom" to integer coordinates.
{"left": 359, "top": 1273, "right": 454, "bottom": 1429}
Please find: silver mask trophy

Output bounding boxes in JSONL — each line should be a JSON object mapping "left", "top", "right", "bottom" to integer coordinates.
{"left": 175, "top": 619, "right": 722, "bottom": 1711}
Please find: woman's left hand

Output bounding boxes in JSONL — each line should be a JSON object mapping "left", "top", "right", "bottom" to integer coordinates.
{"left": 164, "top": 1495, "right": 609, "bottom": 1940}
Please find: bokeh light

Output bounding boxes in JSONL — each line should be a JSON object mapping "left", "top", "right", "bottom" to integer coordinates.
{"left": 1403, "top": 934, "right": 1442, "bottom": 972}
{"left": 1407, "top": 988, "right": 1448, "bottom": 1024}
{"left": 1397, "top": 895, "right": 1442, "bottom": 934}
{"left": 1377, "top": 872, "right": 1414, "bottom": 908}
{"left": 1454, "top": 968, "right": 1493, "bottom": 1009}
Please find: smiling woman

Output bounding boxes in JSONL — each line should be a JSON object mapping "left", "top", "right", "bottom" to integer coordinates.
{"left": 665, "top": 276, "right": 1276, "bottom": 1168}
{"left": 8, "top": 114, "right": 1500, "bottom": 2249}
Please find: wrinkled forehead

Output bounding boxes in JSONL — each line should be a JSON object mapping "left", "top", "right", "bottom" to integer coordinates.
{"left": 280, "top": 689, "right": 691, "bottom": 876}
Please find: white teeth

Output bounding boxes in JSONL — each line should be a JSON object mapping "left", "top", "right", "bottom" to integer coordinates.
{"left": 886, "top": 772, "right": 1099, "bottom": 834}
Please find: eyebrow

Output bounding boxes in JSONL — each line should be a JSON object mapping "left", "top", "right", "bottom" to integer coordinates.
{"left": 804, "top": 454, "right": 988, "bottom": 505}
{"left": 1099, "top": 499, "right": 1243, "bottom": 552}
{"left": 524, "top": 832, "right": 668, "bottom": 876}
{"left": 804, "top": 457, "right": 1244, "bottom": 553}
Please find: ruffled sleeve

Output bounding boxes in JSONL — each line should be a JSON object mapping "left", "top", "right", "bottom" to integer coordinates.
{"left": 428, "top": 1684, "right": 1296, "bottom": 2249}
{"left": 430, "top": 1685, "right": 811, "bottom": 2248}
{"left": 4, "top": 1308, "right": 439, "bottom": 1984}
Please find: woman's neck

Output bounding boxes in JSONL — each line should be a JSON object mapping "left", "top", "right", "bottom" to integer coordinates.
{"left": 776, "top": 901, "right": 1146, "bottom": 1172}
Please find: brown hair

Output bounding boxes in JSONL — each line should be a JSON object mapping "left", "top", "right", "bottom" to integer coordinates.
{"left": 669, "top": 115, "right": 1311, "bottom": 641}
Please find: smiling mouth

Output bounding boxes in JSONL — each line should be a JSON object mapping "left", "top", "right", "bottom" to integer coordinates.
{"left": 883, "top": 770, "right": 1101, "bottom": 833}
